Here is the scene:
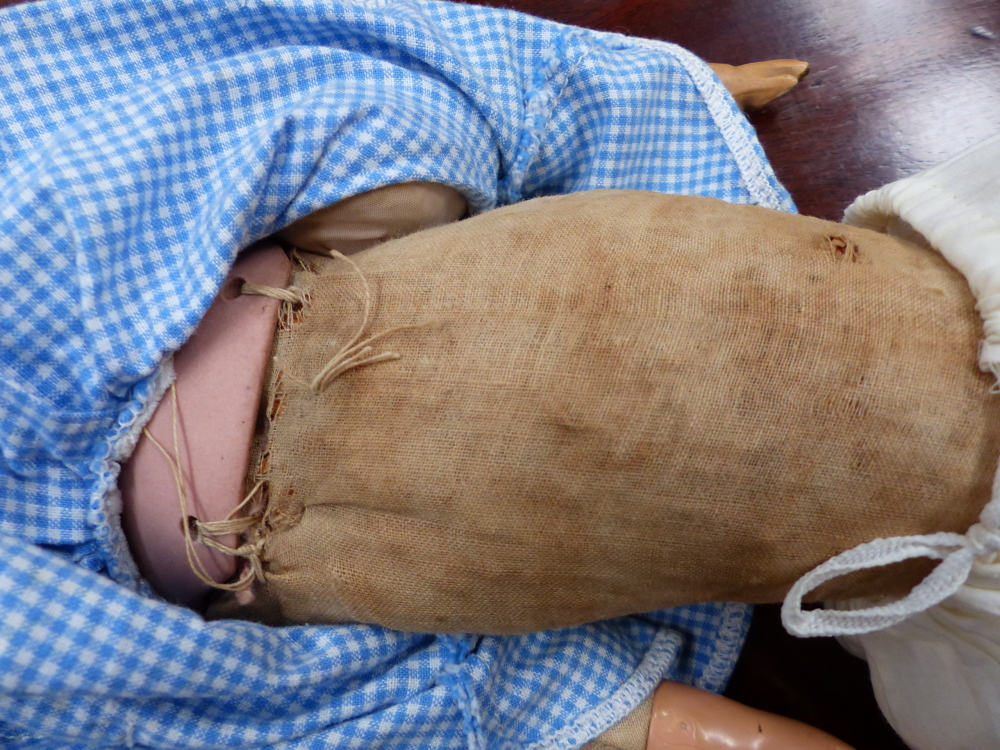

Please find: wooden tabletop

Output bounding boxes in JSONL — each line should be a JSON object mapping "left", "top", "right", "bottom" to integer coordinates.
{"left": 4, "top": 0, "right": 998, "bottom": 747}
{"left": 473, "top": 0, "right": 1000, "bottom": 222}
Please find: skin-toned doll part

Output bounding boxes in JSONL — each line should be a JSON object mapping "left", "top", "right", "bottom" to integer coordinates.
{"left": 644, "top": 682, "right": 852, "bottom": 750}
{"left": 277, "top": 181, "right": 469, "bottom": 255}
{"left": 708, "top": 60, "right": 810, "bottom": 110}
{"left": 586, "top": 681, "right": 855, "bottom": 750}
{"left": 584, "top": 681, "right": 854, "bottom": 750}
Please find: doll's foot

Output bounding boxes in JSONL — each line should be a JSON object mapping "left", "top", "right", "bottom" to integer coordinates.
{"left": 709, "top": 59, "right": 809, "bottom": 110}
{"left": 647, "top": 681, "right": 853, "bottom": 750}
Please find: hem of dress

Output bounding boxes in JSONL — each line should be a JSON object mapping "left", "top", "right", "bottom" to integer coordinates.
{"left": 697, "top": 602, "right": 754, "bottom": 693}
{"left": 646, "top": 40, "right": 795, "bottom": 214}
{"left": 87, "top": 357, "right": 176, "bottom": 597}
{"left": 524, "top": 627, "right": 684, "bottom": 750}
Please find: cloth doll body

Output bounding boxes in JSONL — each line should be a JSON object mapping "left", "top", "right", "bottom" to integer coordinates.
{"left": 185, "top": 189, "right": 998, "bottom": 635}
{"left": 123, "top": 187, "right": 871, "bottom": 750}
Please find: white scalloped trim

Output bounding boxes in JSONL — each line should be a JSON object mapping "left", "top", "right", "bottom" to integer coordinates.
{"left": 630, "top": 38, "right": 794, "bottom": 213}
{"left": 89, "top": 357, "right": 176, "bottom": 596}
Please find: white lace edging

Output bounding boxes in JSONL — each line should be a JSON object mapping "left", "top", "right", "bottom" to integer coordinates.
{"left": 782, "top": 133, "right": 1000, "bottom": 638}
{"left": 525, "top": 627, "right": 683, "bottom": 750}
{"left": 89, "top": 357, "right": 177, "bottom": 596}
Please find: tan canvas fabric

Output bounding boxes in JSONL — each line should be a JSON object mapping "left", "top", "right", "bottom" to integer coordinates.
{"left": 582, "top": 695, "right": 653, "bottom": 750}
{"left": 207, "top": 189, "right": 1000, "bottom": 634}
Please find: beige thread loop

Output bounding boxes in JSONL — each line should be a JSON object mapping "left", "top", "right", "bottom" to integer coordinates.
{"left": 241, "top": 282, "right": 307, "bottom": 306}
{"left": 141, "top": 383, "right": 265, "bottom": 592}
{"left": 310, "top": 249, "right": 425, "bottom": 392}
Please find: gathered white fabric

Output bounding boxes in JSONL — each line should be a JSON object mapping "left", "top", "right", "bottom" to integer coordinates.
{"left": 827, "top": 555, "right": 1000, "bottom": 750}
{"left": 781, "top": 133, "right": 1000, "bottom": 750}
{"left": 844, "top": 133, "right": 1000, "bottom": 375}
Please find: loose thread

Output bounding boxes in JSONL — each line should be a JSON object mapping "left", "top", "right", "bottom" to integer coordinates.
{"left": 241, "top": 282, "right": 307, "bottom": 306}
{"left": 142, "top": 383, "right": 265, "bottom": 592}
{"left": 242, "top": 282, "right": 310, "bottom": 330}
{"left": 310, "top": 249, "right": 425, "bottom": 392}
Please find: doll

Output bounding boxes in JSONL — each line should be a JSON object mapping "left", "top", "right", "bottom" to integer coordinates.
{"left": 120, "top": 124, "right": 1000, "bottom": 747}
{"left": 113, "top": 55, "right": 1000, "bottom": 749}
{"left": 0, "top": 0, "right": 947, "bottom": 747}
{"left": 119, "top": 133, "right": 1000, "bottom": 750}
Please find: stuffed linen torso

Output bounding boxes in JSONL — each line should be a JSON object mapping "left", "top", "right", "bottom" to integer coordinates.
{"left": 209, "top": 191, "right": 997, "bottom": 634}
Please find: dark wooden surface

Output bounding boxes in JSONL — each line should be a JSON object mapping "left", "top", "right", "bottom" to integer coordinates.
{"left": 5, "top": 0, "right": 998, "bottom": 747}
{"left": 472, "top": 0, "right": 1000, "bottom": 222}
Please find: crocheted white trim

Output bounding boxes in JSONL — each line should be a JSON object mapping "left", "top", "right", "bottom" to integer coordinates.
{"left": 698, "top": 602, "right": 754, "bottom": 691}
{"left": 91, "top": 356, "right": 176, "bottom": 595}
{"left": 782, "top": 133, "right": 1000, "bottom": 637}
{"left": 631, "top": 37, "right": 793, "bottom": 212}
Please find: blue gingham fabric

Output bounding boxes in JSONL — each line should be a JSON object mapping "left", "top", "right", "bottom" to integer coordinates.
{"left": 0, "top": 0, "right": 793, "bottom": 747}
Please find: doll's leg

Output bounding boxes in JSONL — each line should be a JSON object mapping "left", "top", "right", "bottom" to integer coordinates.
{"left": 277, "top": 181, "right": 468, "bottom": 255}
{"left": 586, "top": 682, "right": 853, "bottom": 750}
{"left": 709, "top": 60, "right": 809, "bottom": 110}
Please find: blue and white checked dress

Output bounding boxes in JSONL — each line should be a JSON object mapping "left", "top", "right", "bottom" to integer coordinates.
{"left": 0, "top": 0, "right": 794, "bottom": 747}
